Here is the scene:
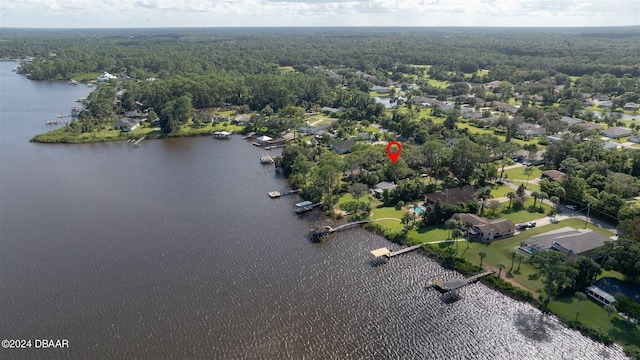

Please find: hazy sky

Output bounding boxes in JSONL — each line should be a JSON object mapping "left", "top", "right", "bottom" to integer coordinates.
{"left": 1, "top": 0, "right": 639, "bottom": 28}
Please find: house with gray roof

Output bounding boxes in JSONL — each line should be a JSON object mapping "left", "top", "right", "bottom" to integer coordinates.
{"left": 602, "top": 127, "right": 634, "bottom": 139}
{"left": 560, "top": 116, "right": 584, "bottom": 125}
{"left": 623, "top": 102, "right": 639, "bottom": 111}
{"left": 371, "top": 85, "right": 391, "bottom": 94}
{"left": 111, "top": 117, "right": 140, "bottom": 132}
{"left": 629, "top": 135, "right": 640, "bottom": 144}
{"left": 598, "top": 100, "right": 614, "bottom": 109}
{"left": 373, "top": 181, "right": 397, "bottom": 198}
{"left": 518, "top": 122, "right": 548, "bottom": 137}
{"left": 519, "top": 227, "right": 612, "bottom": 259}
{"left": 330, "top": 139, "right": 356, "bottom": 154}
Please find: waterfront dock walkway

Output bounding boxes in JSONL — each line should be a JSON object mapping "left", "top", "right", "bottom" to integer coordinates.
{"left": 370, "top": 244, "right": 423, "bottom": 259}
{"left": 427, "top": 271, "right": 494, "bottom": 293}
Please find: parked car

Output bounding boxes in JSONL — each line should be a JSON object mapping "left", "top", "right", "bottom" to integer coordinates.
{"left": 527, "top": 221, "right": 537, "bottom": 228}
{"left": 516, "top": 223, "right": 528, "bottom": 230}
{"left": 565, "top": 205, "right": 577, "bottom": 211}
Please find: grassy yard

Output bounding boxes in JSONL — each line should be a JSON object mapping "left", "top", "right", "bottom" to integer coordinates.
{"left": 31, "top": 120, "right": 245, "bottom": 144}
{"left": 502, "top": 166, "right": 543, "bottom": 181}
{"left": 370, "top": 206, "right": 404, "bottom": 220}
{"left": 489, "top": 184, "right": 513, "bottom": 198}
{"left": 452, "top": 218, "right": 614, "bottom": 296}
{"left": 549, "top": 295, "right": 640, "bottom": 348}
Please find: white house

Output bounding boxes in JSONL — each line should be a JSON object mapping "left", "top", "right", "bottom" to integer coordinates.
{"left": 97, "top": 71, "right": 117, "bottom": 82}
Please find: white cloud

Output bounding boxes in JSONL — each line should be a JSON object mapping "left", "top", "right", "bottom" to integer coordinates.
{"left": 0, "top": 0, "right": 638, "bottom": 27}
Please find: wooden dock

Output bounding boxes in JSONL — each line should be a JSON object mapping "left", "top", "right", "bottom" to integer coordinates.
{"left": 268, "top": 189, "right": 301, "bottom": 198}
{"left": 310, "top": 220, "right": 368, "bottom": 238}
{"left": 133, "top": 137, "right": 145, "bottom": 147}
{"left": 427, "top": 271, "right": 494, "bottom": 293}
{"left": 370, "top": 244, "right": 422, "bottom": 259}
{"left": 295, "top": 202, "right": 322, "bottom": 214}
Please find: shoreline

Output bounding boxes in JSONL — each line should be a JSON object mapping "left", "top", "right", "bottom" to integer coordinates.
{"left": 362, "top": 219, "right": 629, "bottom": 354}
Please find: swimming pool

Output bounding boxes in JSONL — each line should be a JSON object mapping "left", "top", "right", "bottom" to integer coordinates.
{"left": 411, "top": 205, "right": 425, "bottom": 214}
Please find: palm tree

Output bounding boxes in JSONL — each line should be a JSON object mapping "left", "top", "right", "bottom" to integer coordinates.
{"left": 509, "top": 250, "right": 517, "bottom": 272}
{"left": 452, "top": 228, "right": 464, "bottom": 253}
{"left": 523, "top": 167, "right": 534, "bottom": 186}
{"left": 506, "top": 192, "right": 516, "bottom": 209}
{"left": 516, "top": 253, "right": 524, "bottom": 271}
{"left": 550, "top": 195, "right": 559, "bottom": 211}
{"left": 479, "top": 251, "right": 487, "bottom": 267}
{"left": 605, "top": 304, "right": 617, "bottom": 333}
{"left": 445, "top": 219, "right": 459, "bottom": 239}
{"left": 538, "top": 191, "right": 548, "bottom": 211}
{"left": 555, "top": 186, "right": 566, "bottom": 204}
{"left": 497, "top": 262, "right": 506, "bottom": 278}
{"left": 531, "top": 191, "right": 541, "bottom": 208}
{"left": 575, "top": 291, "right": 587, "bottom": 320}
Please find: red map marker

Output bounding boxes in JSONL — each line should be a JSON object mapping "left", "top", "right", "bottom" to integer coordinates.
{"left": 386, "top": 141, "right": 402, "bottom": 163}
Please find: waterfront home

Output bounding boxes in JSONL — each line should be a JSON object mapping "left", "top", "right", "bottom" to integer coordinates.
{"left": 454, "top": 213, "right": 516, "bottom": 242}
{"left": 602, "top": 127, "right": 634, "bottom": 139}
{"left": 330, "top": 139, "right": 355, "bottom": 154}
{"left": 97, "top": 71, "right": 117, "bottom": 82}
{"left": 425, "top": 185, "right": 477, "bottom": 206}
{"left": 598, "top": 100, "right": 614, "bottom": 109}
{"left": 111, "top": 117, "right": 139, "bottom": 132}
{"left": 233, "top": 114, "right": 251, "bottom": 125}
{"left": 629, "top": 135, "right": 640, "bottom": 144}
{"left": 623, "top": 102, "right": 639, "bottom": 111}
{"left": 371, "top": 85, "right": 392, "bottom": 94}
{"left": 519, "top": 227, "right": 612, "bottom": 259}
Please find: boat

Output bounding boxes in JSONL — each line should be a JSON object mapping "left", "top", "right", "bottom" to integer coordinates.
{"left": 86, "top": 83, "right": 96, "bottom": 87}
{"left": 260, "top": 154, "right": 274, "bottom": 164}
{"left": 214, "top": 131, "right": 232, "bottom": 139}
{"left": 69, "top": 80, "right": 78, "bottom": 86}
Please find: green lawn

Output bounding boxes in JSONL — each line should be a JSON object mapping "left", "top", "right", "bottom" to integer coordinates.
{"left": 502, "top": 166, "right": 543, "bottom": 181}
{"left": 489, "top": 184, "right": 513, "bottom": 198}
{"left": 31, "top": 120, "right": 245, "bottom": 144}
{"left": 549, "top": 295, "right": 640, "bottom": 348}
{"left": 455, "top": 218, "right": 613, "bottom": 296}
{"left": 371, "top": 206, "right": 404, "bottom": 220}
{"left": 408, "top": 225, "right": 449, "bottom": 244}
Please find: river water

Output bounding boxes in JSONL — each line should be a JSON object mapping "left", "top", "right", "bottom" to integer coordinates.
{"left": 0, "top": 61, "right": 629, "bottom": 359}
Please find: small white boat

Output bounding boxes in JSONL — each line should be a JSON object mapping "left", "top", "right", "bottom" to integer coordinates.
{"left": 214, "top": 131, "right": 232, "bottom": 139}
{"left": 260, "top": 154, "right": 274, "bottom": 164}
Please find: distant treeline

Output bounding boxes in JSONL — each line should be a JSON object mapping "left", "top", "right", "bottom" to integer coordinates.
{"left": 2, "top": 27, "right": 639, "bottom": 80}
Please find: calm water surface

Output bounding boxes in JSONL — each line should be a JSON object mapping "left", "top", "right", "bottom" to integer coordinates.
{"left": 0, "top": 61, "right": 629, "bottom": 359}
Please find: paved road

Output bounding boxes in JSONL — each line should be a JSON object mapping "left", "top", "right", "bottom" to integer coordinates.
{"left": 499, "top": 178, "right": 618, "bottom": 237}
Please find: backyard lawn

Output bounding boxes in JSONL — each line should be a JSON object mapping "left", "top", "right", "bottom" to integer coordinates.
{"left": 549, "top": 295, "right": 640, "bottom": 348}
{"left": 453, "top": 218, "right": 614, "bottom": 296}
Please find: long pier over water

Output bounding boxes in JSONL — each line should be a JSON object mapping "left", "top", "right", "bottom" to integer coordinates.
{"left": 309, "top": 220, "right": 369, "bottom": 239}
